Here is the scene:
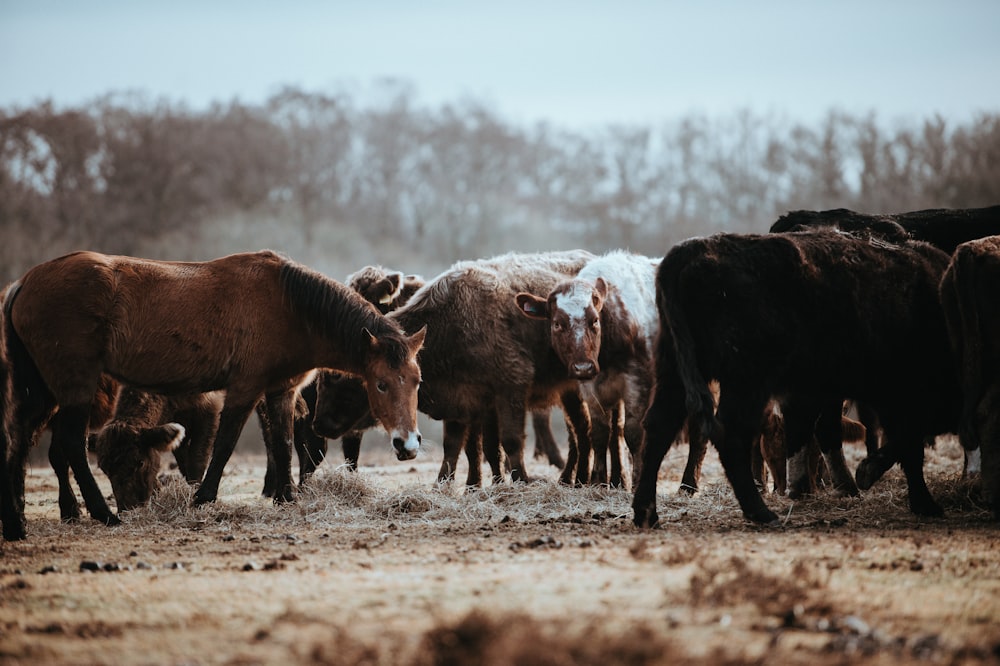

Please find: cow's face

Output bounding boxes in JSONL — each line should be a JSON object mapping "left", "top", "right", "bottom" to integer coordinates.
{"left": 92, "top": 422, "right": 185, "bottom": 512}
{"left": 516, "top": 277, "right": 607, "bottom": 380}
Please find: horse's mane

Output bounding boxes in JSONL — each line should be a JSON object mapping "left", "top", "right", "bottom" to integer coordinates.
{"left": 278, "top": 259, "right": 410, "bottom": 367}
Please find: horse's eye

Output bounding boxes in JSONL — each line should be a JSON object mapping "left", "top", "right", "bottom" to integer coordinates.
{"left": 376, "top": 381, "right": 388, "bottom": 393}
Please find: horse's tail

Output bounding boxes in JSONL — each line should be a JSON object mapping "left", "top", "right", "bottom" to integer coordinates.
{"left": 657, "top": 242, "right": 723, "bottom": 445}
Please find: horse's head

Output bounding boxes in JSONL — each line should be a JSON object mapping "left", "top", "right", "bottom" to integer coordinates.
{"left": 91, "top": 422, "right": 185, "bottom": 512}
{"left": 361, "top": 325, "right": 426, "bottom": 461}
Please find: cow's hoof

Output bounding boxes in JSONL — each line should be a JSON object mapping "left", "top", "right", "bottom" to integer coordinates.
{"left": 633, "top": 505, "right": 660, "bottom": 529}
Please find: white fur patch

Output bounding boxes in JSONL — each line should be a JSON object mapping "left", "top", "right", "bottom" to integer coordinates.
{"left": 163, "top": 423, "right": 186, "bottom": 451}
{"left": 574, "top": 251, "right": 660, "bottom": 341}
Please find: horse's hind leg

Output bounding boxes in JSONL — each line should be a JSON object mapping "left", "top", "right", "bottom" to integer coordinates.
{"left": 51, "top": 405, "right": 119, "bottom": 526}
{"left": 194, "top": 401, "right": 256, "bottom": 505}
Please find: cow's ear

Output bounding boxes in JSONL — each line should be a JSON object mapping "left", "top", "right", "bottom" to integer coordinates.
{"left": 516, "top": 293, "right": 549, "bottom": 319}
{"left": 594, "top": 277, "right": 609, "bottom": 302}
{"left": 139, "top": 423, "right": 186, "bottom": 452}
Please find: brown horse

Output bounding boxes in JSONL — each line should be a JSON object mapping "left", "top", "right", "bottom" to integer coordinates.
{"left": 1, "top": 250, "right": 425, "bottom": 541}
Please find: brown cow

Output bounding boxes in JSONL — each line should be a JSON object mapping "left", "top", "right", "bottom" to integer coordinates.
{"left": 940, "top": 235, "right": 1000, "bottom": 520}
{"left": 634, "top": 230, "right": 958, "bottom": 527}
{"left": 312, "top": 251, "right": 597, "bottom": 487}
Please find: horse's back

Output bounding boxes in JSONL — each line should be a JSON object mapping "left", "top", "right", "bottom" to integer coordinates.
{"left": 9, "top": 250, "right": 291, "bottom": 400}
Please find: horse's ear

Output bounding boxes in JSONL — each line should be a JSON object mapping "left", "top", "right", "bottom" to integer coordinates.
{"left": 363, "top": 327, "right": 379, "bottom": 350}
{"left": 407, "top": 325, "right": 427, "bottom": 354}
{"left": 515, "top": 293, "right": 548, "bottom": 320}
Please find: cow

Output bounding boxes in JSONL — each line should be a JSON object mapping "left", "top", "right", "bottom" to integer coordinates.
{"left": 940, "top": 235, "right": 1000, "bottom": 520}
{"left": 515, "top": 251, "right": 660, "bottom": 488}
{"left": 633, "top": 230, "right": 959, "bottom": 528}
{"left": 770, "top": 205, "right": 1000, "bottom": 491}
{"left": 89, "top": 388, "right": 224, "bottom": 512}
{"left": 312, "top": 250, "right": 597, "bottom": 487}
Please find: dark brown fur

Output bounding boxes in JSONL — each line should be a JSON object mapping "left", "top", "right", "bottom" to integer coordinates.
{"left": 1, "top": 250, "right": 424, "bottom": 540}
{"left": 940, "top": 235, "right": 1000, "bottom": 519}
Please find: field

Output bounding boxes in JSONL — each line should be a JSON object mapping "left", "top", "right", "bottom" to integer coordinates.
{"left": 1, "top": 433, "right": 998, "bottom": 665}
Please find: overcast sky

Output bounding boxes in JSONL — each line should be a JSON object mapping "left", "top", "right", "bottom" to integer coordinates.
{"left": 2, "top": 0, "right": 999, "bottom": 130}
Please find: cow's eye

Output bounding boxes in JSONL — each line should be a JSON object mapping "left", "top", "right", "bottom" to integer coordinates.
{"left": 552, "top": 322, "right": 563, "bottom": 332}
{"left": 376, "top": 380, "right": 388, "bottom": 393}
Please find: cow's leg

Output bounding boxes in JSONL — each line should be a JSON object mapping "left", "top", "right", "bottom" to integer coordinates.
{"left": 976, "top": 384, "right": 1000, "bottom": 520}
{"left": 52, "top": 404, "right": 119, "bottom": 526}
{"left": 463, "top": 420, "right": 484, "bottom": 488}
{"left": 531, "top": 409, "right": 565, "bottom": 469}
{"left": 589, "top": 404, "right": 611, "bottom": 486}
{"left": 622, "top": 391, "right": 647, "bottom": 488}
{"left": 607, "top": 401, "right": 626, "bottom": 488}
{"left": 47, "top": 423, "right": 80, "bottom": 521}
{"left": 855, "top": 443, "right": 899, "bottom": 491}
{"left": 339, "top": 433, "right": 361, "bottom": 472}
{"left": 886, "top": 421, "right": 942, "bottom": 517}
{"left": 437, "top": 420, "right": 467, "bottom": 484}
{"left": 679, "top": 429, "right": 708, "bottom": 495}
{"left": 174, "top": 403, "right": 219, "bottom": 484}
{"left": 482, "top": 410, "right": 504, "bottom": 485}
{"left": 261, "top": 389, "right": 298, "bottom": 503}
{"left": 257, "top": 400, "right": 278, "bottom": 498}
{"left": 495, "top": 397, "right": 531, "bottom": 483}
{"left": 559, "top": 413, "right": 580, "bottom": 486}
{"left": 715, "top": 391, "right": 778, "bottom": 525}
{"left": 633, "top": 369, "right": 687, "bottom": 529}
{"left": 781, "top": 395, "right": 821, "bottom": 499}
{"left": 193, "top": 400, "right": 257, "bottom": 505}
{"left": 814, "top": 400, "right": 860, "bottom": 496}
{"left": 560, "top": 390, "right": 592, "bottom": 486}
{"left": 856, "top": 401, "right": 882, "bottom": 459}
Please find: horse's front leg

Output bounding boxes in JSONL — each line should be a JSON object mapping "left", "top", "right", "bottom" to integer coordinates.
{"left": 194, "top": 400, "right": 256, "bottom": 505}
{"left": 51, "top": 404, "right": 118, "bottom": 526}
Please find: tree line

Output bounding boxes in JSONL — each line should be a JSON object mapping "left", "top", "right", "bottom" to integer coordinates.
{"left": 2, "top": 80, "right": 999, "bottom": 283}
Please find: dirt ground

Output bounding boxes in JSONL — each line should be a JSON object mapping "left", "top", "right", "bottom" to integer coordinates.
{"left": 1, "top": 433, "right": 998, "bottom": 665}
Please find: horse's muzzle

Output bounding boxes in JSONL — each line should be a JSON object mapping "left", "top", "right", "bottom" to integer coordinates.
{"left": 392, "top": 432, "right": 421, "bottom": 461}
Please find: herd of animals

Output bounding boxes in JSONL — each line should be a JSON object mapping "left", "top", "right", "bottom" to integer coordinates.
{"left": 1, "top": 204, "right": 1000, "bottom": 542}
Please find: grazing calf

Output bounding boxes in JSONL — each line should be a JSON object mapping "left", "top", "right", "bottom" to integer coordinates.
{"left": 771, "top": 205, "right": 1000, "bottom": 490}
{"left": 89, "top": 388, "right": 224, "bottom": 511}
{"left": 516, "top": 251, "right": 659, "bottom": 488}
{"left": 1, "top": 250, "right": 424, "bottom": 540}
{"left": 634, "top": 231, "right": 958, "bottom": 528}
{"left": 313, "top": 251, "right": 596, "bottom": 487}
{"left": 940, "top": 236, "right": 1000, "bottom": 520}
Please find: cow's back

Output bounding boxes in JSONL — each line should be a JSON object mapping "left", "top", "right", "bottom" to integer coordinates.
{"left": 394, "top": 250, "right": 594, "bottom": 420}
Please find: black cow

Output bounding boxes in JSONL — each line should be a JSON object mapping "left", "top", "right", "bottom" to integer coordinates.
{"left": 940, "top": 235, "right": 1000, "bottom": 519}
{"left": 769, "top": 205, "right": 1000, "bottom": 491}
{"left": 634, "top": 230, "right": 959, "bottom": 527}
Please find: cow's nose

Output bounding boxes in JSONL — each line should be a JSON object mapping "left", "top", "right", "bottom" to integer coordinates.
{"left": 570, "top": 361, "right": 598, "bottom": 379}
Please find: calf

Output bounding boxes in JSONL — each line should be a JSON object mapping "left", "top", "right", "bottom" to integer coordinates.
{"left": 313, "top": 251, "right": 597, "bottom": 486}
{"left": 90, "top": 389, "right": 223, "bottom": 511}
{"left": 634, "top": 230, "right": 959, "bottom": 527}
{"left": 516, "top": 251, "right": 659, "bottom": 488}
{"left": 940, "top": 235, "right": 1000, "bottom": 519}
